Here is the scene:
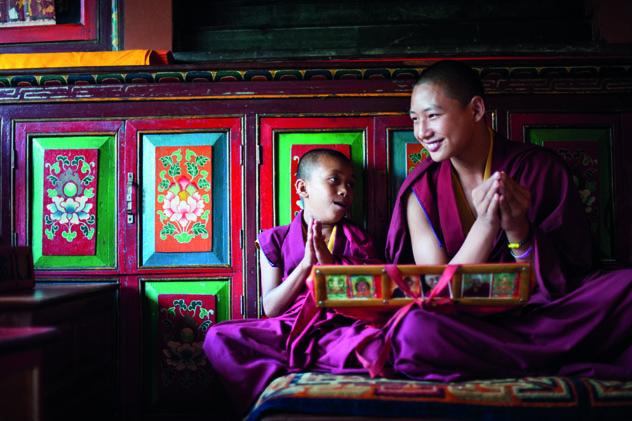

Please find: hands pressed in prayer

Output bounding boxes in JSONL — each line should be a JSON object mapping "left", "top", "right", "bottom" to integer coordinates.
{"left": 497, "top": 171, "right": 531, "bottom": 242}
{"left": 300, "top": 219, "right": 335, "bottom": 273}
{"left": 471, "top": 171, "right": 501, "bottom": 231}
{"left": 311, "top": 219, "right": 335, "bottom": 265}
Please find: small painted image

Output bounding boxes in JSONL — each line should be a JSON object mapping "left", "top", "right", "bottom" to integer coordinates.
{"left": 492, "top": 272, "right": 519, "bottom": 298}
{"left": 391, "top": 275, "right": 421, "bottom": 298}
{"left": 350, "top": 275, "right": 374, "bottom": 298}
{"left": 326, "top": 275, "right": 348, "bottom": 299}
{"left": 461, "top": 273, "right": 492, "bottom": 298}
{"left": 421, "top": 274, "right": 450, "bottom": 297}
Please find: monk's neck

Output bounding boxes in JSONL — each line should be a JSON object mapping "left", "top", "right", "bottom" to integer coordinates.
{"left": 302, "top": 212, "right": 335, "bottom": 238}
{"left": 450, "top": 125, "right": 491, "bottom": 186}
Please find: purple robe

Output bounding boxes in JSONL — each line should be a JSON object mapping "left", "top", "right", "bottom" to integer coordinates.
{"left": 385, "top": 134, "right": 632, "bottom": 381}
{"left": 203, "top": 211, "right": 382, "bottom": 413}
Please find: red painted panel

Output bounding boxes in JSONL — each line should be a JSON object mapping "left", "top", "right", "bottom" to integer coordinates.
{"left": 156, "top": 294, "right": 216, "bottom": 399}
{"left": 405, "top": 143, "right": 429, "bottom": 174}
{"left": 42, "top": 148, "right": 98, "bottom": 256}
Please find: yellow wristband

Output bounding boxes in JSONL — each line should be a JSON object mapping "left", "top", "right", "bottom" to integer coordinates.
{"left": 507, "top": 237, "right": 529, "bottom": 249}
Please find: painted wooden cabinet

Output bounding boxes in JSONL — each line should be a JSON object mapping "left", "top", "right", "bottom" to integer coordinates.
{"left": 1, "top": 58, "right": 631, "bottom": 419}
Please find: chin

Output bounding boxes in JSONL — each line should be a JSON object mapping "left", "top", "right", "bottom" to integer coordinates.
{"left": 427, "top": 151, "right": 448, "bottom": 162}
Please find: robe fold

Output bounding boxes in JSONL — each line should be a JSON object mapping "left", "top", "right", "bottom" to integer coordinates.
{"left": 203, "top": 211, "right": 382, "bottom": 412}
{"left": 385, "top": 133, "right": 632, "bottom": 381}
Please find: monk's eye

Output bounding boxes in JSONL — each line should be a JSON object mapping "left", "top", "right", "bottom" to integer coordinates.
{"left": 328, "top": 176, "right": 339, "bottom": 184}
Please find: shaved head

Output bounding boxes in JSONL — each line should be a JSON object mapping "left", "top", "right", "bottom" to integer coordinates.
{"left": 296, "top": 148, "right": 352, "bottom": 181}
{"left": 415, "top": 60, "right": 485, "bottom": 107}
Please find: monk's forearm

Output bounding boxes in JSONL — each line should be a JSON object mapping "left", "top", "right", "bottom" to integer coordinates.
{"left": 450, "top": 219, "right": 498, "bottom": 264}
{"left": 262, "top": 263, "right": 311, "bottom": 317}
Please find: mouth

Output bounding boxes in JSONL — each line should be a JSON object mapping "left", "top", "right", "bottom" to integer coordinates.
{"left": 333, "top": 201, "right": 349, "bottom": 210}
{"left": 423, "top": 138, "right": 444, "bottom": 153}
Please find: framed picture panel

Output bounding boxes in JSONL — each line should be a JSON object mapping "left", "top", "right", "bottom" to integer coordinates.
{"left": 143, "top": 278, "right": 230, "bottom": 409}
{"left": 14, "top": 120, "right": 122, "bottom": 270}
{"left": 510, "top": 113, "right": 619, "bottom": 262}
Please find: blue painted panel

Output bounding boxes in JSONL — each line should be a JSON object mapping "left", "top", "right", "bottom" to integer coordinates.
{"left": 389, "top": 130, "right": 417, "bottom": 206}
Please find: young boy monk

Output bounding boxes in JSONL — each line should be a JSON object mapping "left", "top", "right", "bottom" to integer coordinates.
{"left": 203, "top": 148, "right": 382, "bottom": 417}
{"left": 385, "top": 60, "right": 632, "bottom": 381}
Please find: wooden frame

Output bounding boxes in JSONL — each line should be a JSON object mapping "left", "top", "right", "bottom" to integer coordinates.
{"left": 312, "top": 263, "right": 532, "bottom": 309}
{"left": 0, "top": 0, "right": 117, "bottom": 52}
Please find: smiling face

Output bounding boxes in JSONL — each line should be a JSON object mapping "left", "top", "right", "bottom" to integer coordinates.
{"left": 409, "top": 82, "right": 484, "bottom": 163}
{"left": 296, "top": 155, "right": 354, "bottom": 225}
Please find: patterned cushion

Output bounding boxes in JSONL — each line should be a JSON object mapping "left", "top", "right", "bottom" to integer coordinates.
{"left": 247, "top": 372, "right": 632, "bottom": 420}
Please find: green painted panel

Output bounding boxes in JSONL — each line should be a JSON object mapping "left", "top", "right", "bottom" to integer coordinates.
{"left": 277, "top": 132, "right": 365, "bottom": 226}
{"left": 527, "top": 128, "right": 613, "bottom": 259}
{"left": 144, "top": 279, "right": 230, "bottom": 406}
{"left": 31, "top": 136, "right": 117, "bottom": 269}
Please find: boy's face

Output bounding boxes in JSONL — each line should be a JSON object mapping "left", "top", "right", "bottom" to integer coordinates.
{"left": 409, "top": 82, "right": 479, "bottom": 162}
{"left": 297, "top": 155, "right": 354, "bottom": 224}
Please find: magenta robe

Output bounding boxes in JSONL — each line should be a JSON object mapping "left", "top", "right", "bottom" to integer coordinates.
{"left": 385, "top": 134, "right": 632, "bottom": 381}
{"left": 203, "top": 211, "right": 382, "bottom": 413}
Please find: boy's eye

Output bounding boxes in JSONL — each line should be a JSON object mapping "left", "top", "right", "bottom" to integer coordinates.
{"left": 428, "top": 113, "right": 439, "bottom": 119}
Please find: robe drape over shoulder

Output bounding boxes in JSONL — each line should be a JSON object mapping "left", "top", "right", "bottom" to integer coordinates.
{"left": 203, "top": 211, "right": 382, "bottom": 411}
{"left": 385, "top": 134, "right": 632, "bottom": 381}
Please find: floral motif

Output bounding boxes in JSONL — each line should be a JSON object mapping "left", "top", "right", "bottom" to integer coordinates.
{"left": 44, "top": 154, "right": 96, "bottom": 243}
{"left": 556, "top": 148, "right": 599, "bottom": 218}
{"left": 156, "top": 148, "right": 211, "bottom": 244}
{"left": 158, "top": 296, "right": 215, "bottom": 394}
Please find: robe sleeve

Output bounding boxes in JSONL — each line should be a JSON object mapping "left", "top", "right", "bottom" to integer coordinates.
{"left": 511, "top": 147, "right": 594, "bottom": 301}
{"left": 338, "top": 220, "right": 384, "bottom": 265}
{"left": 257, "top": 227, "right": 285, "bottom": 268}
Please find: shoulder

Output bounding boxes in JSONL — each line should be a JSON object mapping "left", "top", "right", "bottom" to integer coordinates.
{"left": 258, "top": 223, "right": 292, "bottom": 267}
{"left": 396, "top": 157, "right": 440, "bottom": 204}
{"left": 495, "top": 134, "right": 569, "bottom": 174}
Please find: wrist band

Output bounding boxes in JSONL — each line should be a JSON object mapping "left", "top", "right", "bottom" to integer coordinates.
{"left": 507, "top": 234, "right": 530, "bottom": 250}
{"left": 510, "top": 244, "right": 533, "bottom": 259}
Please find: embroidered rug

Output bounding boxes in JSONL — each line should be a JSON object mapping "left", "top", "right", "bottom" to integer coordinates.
{"left": 247, "top": 372, "right": 632, "bottom": 420}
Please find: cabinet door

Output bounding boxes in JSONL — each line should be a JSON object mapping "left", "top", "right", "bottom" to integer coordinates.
{"left": 14, "top": 120, "right": 123, "bottom": 271}
{"left": 259, "top": 117, "right": 376, "bottom": 231}
{"left": 142, "top": 277, "right": 231, "bottom": 410}
{"left": 510, "top": 113, "right": 620, "bottom": 263}
{"left": 125, "top": 117, "right": 243, "bottom": 317}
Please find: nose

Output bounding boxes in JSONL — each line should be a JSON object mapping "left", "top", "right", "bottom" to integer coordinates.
{"left": 338, "top": 184, "right": 352, "bottom": 198}
{"left": 415, "top": 119, "right": 432, "bottom": 141}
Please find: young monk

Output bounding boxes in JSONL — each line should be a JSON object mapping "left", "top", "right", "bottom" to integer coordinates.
{"left": 203, "top": 149, "right": 382, "bottom": 416}
{"left": 385, "top": 60, "right": 632, "bottom": 381}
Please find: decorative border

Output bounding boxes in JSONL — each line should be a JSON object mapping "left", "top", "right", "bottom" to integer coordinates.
{"left": 1, "top": 63, "right": 631, "bottom": 97}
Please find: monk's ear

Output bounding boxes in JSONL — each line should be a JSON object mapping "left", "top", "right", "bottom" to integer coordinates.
{"left": 295, "top": 178, "right": 309, "bottom": 198}
{"left": 470, "top": 95, "right": 486, "bottom": 122}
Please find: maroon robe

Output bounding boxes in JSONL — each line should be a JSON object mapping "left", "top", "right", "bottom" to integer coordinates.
{"left": 385, "top": 134, "right": 632, "bottom": 381}
{"left": 203, "top": 211, "right": 382, "bottom": 413}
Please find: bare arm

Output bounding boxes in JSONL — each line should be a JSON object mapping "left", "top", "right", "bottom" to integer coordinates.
{"left": 261, "top": 219, "right": 320, "bottom": 317}
{"left": 408, "top": 173, "right": 501, "bottom": 265}
{"left": 260, "top": 249, "right": 311, "bottom": 317}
